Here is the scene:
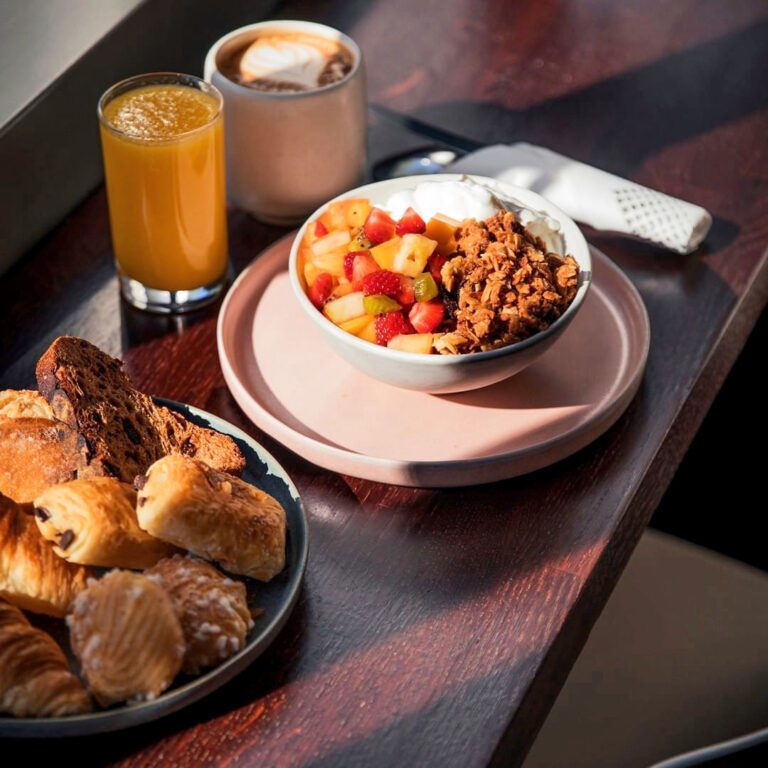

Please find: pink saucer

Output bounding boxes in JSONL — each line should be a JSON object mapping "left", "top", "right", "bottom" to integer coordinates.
{"left": 217, "top": 236, "right": 649, "bottom": 487}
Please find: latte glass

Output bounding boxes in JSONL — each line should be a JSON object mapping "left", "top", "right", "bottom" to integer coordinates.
{"left": 98, "top": 73, "right": 228, "bottom": 313}
{"left": 205, "top": 21, "right": 367, "bottom": 225}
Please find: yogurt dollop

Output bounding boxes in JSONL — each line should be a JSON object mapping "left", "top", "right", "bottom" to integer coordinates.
{"left": 384, "top": 180, "right": 499, "bottom": 223}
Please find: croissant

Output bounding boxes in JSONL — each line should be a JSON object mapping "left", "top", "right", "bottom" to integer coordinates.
{"left": 0, "top": 494, "right": 92, "bottom": 617}
{"left": 136, "top": 455, "right": 286, "bottom": 581}
{"left": 0, "top": 417, "right": 83, "bottom": 503}
{"left": 146, "top": 556, "right": 253, "bottom": 674}
{"left": 68, "top": 570, "right": 185, "bottom": 706}
{"left": 33, "top": 477, "right": 177, "bottom": 569}
{"left": 0, "top": 599, "right": 91, "bottom": 717}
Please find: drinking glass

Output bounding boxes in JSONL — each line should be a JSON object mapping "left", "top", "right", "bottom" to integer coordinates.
{"left": 98, "top": 73, "right": 228, "bottom": 313}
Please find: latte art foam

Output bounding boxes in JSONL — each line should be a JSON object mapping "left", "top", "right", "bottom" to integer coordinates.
{"left": 220, "top": 31, "right": 354, "bottom": 93}
{"left": 240, "top": 37, "right": 327, "bottom": 90}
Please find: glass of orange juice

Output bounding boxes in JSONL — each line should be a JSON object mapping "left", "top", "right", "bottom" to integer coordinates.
{"left": 98, "top": 73, "right": 228, "bottom": 313}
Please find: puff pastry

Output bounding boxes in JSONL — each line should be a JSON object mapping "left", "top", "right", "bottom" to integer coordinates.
{"left": 0, "top": 599, "right": 91, "bottom": 717}
{"left": 67, "top": 570, "right": 185, "bottom": 706}
{"left": 136, "top": 455, "right": 286, "bottom": 581}
{"left": 33, "top": 477, "right": 177, "bottom": 569}
{"left": 146, "top": 556, "right": 253, "bottom": 674}
{"left": 0, "top": 417, "right": 83, "bottom": 503}
{"left": 0, "top": 389, "right": 53, "bottom": 421}
{"left": 0, "top": 493, "right": 92, "bottom": 617}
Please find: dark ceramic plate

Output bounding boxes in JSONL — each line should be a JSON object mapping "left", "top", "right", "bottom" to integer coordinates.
{"left": 0, "top": 399, "right": 308, "bottom": 737}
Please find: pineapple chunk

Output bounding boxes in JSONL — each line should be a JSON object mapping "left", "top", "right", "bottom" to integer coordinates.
{"left": 425, "top": 214, "right": 460, "bottom": 255}
{"left": 323, "top": 292, "right": 365, "bottom": 325}
{"left": 310, "top": 229, "right": 351, "bottom": 257}
{"left": 340, "top": 315, "right": 371, "bottom": 335}
{"left": 311, "top": 248, "right": 346, "bottom": 277}
{"left": 303, "top": 260, "right": 323, "bottom": 287}
{"left": 371, "top": 236, "right": 402, "bottom": 270}
{"left": 392, "top": 234, "right": 437, "bottom": 277}
{"left": 357, "top": 318, "right": 377, "bottom": 343}
{"left": 387, "top": 333, "right": 433, "bottom": 354}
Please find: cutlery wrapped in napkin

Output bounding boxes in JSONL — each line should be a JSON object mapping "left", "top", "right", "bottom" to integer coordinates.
{"left": 449, "top": 143, "right": 711, "bottom": 254}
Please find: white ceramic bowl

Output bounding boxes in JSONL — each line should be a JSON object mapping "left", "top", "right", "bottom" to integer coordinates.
{"left": 289, "top": 174, "right": 592, "bottom": 393}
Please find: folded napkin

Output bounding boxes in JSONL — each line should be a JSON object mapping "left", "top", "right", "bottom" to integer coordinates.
{"left": 448, "top": 143, "right": 711, "bottom": 254}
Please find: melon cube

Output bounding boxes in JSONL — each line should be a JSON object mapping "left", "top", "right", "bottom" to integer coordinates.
{"left": 392, "top": 234, "right": 437, "bottom": 277}
{"left": 323, "top": 291, "right": 365, "bottom": 325}
{"left": 425, "top": 214, "right": 460, "bottom": 255}
{"left": 387, "top": 333, "right": 434, "bottom": 354}
{"left": 370, "top": 236, "right": 402, "bottom": 270}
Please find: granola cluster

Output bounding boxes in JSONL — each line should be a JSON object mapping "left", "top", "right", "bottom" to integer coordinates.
{"left": 434, "top": 212, "right": 579, "bottom": 354}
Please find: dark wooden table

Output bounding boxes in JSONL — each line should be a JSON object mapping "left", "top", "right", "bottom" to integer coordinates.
{"left": 3, "top": 1, "right": 768, "bottom": 765}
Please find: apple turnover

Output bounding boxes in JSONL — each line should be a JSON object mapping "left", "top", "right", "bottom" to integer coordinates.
{"left": 33, "top": 477, "right": 177, "bottom": 569}
{"left": 0, "top": 494, "right": 92, "bottom": 617}
{"left": 67, "top": 570, "right": 184, "bottom": 706}
{"left": 146, "top": 556, "right": 253, "bottom": 674}
{"left": 136, "top": 455, "right": 286, "bottom": 581}
{"left": 0, "top": 599, "right": 91, "bottom": 717}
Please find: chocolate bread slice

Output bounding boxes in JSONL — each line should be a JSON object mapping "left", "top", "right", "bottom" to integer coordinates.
{"left": 36, "top": 337, "right": 244, "bottom": 483}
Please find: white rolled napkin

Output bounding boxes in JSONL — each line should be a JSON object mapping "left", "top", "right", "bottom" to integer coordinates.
{"left": 448, "top": 143, "right": 711, "bottom": 254}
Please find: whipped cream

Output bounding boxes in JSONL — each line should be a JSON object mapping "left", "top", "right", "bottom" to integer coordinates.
{"left": 384, "top": 180, "right": 499, "bottom": 223}
{"left": 239, "top": 35, "right": 335, "bottom": 90}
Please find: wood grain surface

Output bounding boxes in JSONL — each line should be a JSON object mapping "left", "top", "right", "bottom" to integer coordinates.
{"left": 2, "top": 0, "right": 768, "bottom": 765}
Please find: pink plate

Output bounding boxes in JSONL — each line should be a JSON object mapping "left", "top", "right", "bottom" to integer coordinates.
{"left": 217, "top": 235, "right": 649, "bottom": 487}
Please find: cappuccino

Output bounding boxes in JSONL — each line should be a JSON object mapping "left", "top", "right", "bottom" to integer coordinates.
{"left": 219, "top": 30, "right": 354, "bottom": 92}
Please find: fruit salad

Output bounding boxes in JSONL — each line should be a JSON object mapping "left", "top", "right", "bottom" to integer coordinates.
{"left": 298, "top": 197, "right": 459, "bottom": 353}
{"left": 299, "top": 191, "right": 580, "bottom": 354}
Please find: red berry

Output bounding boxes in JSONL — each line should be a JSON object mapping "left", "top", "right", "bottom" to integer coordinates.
{"left": 314, "top": 220, "right": 328, "bottom": 237}
{"left": 363, "top": 208, "right": 396, "bottom": 244}
{"left": 397, "top": 275, "right": 415, "bottom": 307}
{"left": 351, "top": 251, "right": 380, "bottom": 288}
{"left": 375, "top": 312, "right": 412, "bottom": 346}
{"left": 363, "top": 270, "right": 401, "bottom": 297}
{"left": 395, "top": 207, "right": 426, "bottom": 236}
{"left": 409, "top": 299, "right": 444, "bottom": 333}
{"left": 343, "top": 252, "right": 356, "bottom": 281}
{"left": 307, "top": 273, "right": 334, "bottom": 309}
{"left": 428, "top": 252, "right": 447, "bottom": 284}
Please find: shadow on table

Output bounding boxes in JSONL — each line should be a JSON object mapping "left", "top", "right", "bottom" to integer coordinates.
{"left": 398, "top": 19, "right": 768, "bottom": 179}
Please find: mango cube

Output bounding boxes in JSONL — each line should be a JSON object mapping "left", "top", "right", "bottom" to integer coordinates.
{"left": 371, "top": 236, "right": 402, "bottom": 270}
{"left": 339, "top": 315, "right": 371, "bottom": 335}
{"left": 425, "top": 214, "right": 460, "bottom": 255}
{"left": 357, "top": 318, "right": 377, "bottom": 343}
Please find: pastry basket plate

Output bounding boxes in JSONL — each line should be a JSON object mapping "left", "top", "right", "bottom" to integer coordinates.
{"left": 0, "top": 399, "right": 309, "bottom": 737}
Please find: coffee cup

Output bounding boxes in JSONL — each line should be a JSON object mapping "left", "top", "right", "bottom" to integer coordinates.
{"left": 204, "top": 20, "right": 367, "bottom": 225}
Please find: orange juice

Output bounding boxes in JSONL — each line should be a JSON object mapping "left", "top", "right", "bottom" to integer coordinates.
{"left": 99, "top": 76, "right": 227, "bottom": 304}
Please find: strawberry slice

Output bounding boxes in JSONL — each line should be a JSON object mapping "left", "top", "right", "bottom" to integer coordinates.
{"left": 314, "top": 220, "right": 329, "bottom": 237}
{"left": 343, "top": 252, "right": 357, "bottom": 281}
{"left": 351, "top": 251, "right": 380, "bottom": 288}
{"left": 395, "top": 207, "right": 426, "bottom": 236}
{"left": 362, "top": 270, "right": 400, "bottom": 297}
{"left": 408, "top": 299, "right": 444, "bottom": 333}
{"left": 307, "top": 272, "right": 333, "bottom": 309}
{"left": 428, "top": 252, "right": 447, "bottom": 284}
{"left": 397, "top": 275, "right": 415, "bottom": 307}
{"left": 363, "top": 208, "right": 397, "bottom": 244}
{"left": 375, "top": 312, "right": 412, "bottom": 346}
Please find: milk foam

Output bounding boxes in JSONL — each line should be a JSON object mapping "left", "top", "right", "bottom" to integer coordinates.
{"left": 239, "top": 35, "right": 338, "bottom": 90}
